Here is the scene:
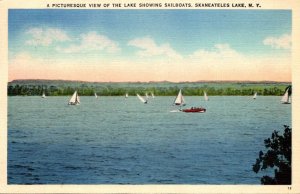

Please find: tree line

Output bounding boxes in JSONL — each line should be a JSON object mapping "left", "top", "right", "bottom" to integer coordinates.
{"left": 7, "top": 84, "right": 287, "bottom": 96}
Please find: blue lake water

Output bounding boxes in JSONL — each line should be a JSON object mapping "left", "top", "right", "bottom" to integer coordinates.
{"left": 8, "top": 96, "right": 291, "bottom": 184}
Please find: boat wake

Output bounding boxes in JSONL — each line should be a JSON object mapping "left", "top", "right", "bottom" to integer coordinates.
{"left": 170, "top": 110, "right": 181, "bottom": 113}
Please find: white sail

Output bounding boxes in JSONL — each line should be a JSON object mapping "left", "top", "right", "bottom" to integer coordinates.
{"left": 68, "top": 91, "right": 80, "bottom": 105}
{"left": 125, "top": 93, "right": 128, "bottom": 98}
{"left": 42, "top": 92, "right": 46, "bottom": 98}
{"left": 95, "top": 93, "right": 98, "bottom": 98}
{"left": 253, "top": 92, "right": 257, "bottom": 99}
{"left": 204, "top": 92, "right": 209, "bottom": 101}
{"left": 69, "top": 91, "right": 77, "bottom": 103}
{"left": 77, "top": 93, "right": 81, "bottom": 104}
{"left": 174, "top": 89, "right": 185, "bottom": 106}
{"left": 281, "top": 90, "right": 290, "bottom": 104}
{"left": 137, "top": 94, "right": 147, "bottom": 104}
{"left": 151, "top": 92, "right": 155, "bottom": 98}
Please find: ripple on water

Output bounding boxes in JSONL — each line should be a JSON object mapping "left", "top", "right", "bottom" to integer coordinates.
{"left": 8, "top": 96, "right": 291, "bottom": 184}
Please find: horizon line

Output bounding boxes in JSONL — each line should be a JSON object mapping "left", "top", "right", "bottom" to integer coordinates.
{"left": 9, "top": 78, "right": 292, "bottom": 84}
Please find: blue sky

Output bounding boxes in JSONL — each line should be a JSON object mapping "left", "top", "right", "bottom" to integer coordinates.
{"left": 8, "top": 9, "right": 292, "bottom": 82}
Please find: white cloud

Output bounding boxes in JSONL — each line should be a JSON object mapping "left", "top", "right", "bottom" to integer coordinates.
{"left": 190, "top": 44, "right": 242, "bottom": 62}
{"left": 128, "top": 37, "right": 182, "bottom": 59}
{"left": 263, "top": 34, "right": 291, "bottom": 49}
{"left": 57, "top": 31, "right": 120, "bottom": 53}
{"left": 189, "top": 43, "right": 247, "bottom": 70}
{"left": 26, "top": 27, "right": 70, "bottom": 46}
{"left": 187, "top": 44, "right": 291, "bottom": 81}
{"left": 9, "top": 42, "right": 291, "bottom": 82}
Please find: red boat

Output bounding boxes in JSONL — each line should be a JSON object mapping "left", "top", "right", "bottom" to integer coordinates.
{"left": 182, "top": 107, "right": 206, "bottom": 113}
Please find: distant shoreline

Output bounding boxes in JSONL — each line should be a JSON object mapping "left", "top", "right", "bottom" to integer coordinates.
{"left": 7, "top": 79, "right": 291, "bottom": 97}
{"left": 8, "top": 79, "right": 291, "bottom": 85}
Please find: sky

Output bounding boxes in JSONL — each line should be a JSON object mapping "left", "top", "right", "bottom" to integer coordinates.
{"left": 8, "top": 9, "right": 291, "bottom": 82}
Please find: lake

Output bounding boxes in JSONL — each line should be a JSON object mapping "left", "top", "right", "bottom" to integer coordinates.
{"left": 8, "top": 96, "right": 291, "bottom": 184}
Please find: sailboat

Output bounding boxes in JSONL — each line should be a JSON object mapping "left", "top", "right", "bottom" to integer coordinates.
{"left": 137, "top": 94, "right": 147, "bottom": 104}
{"left": 281, "top": 86, "right": 291, "bottom": 104}
{"left": 125, "top": 93, "right": 129, "bottom": 98}
{"left": 253, "top": 92, "right": 257, "bottom": 100}
{"left": 94, "top": 93, "right": 98, "bottom": 98}
{"left": 204, "top": 91, "right": 209, "bottom": 101}
{"left": 68, "top": 91, "right": 80, "bottom": 105}
{"left": 42, "top": 91, "right": 46, "bottom": 98}
{"left": 151, "top": 92, "right": 155, "bottom": 98}
{"left": 173, "top": 89, "right": 206, "bottom": 113}
{"left": 173, "top": 89, "right": 186, "bottom": 106}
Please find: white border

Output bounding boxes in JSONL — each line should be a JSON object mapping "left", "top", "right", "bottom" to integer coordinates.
{"left": 0, "top": 0, "right": 299, "bottom": 193}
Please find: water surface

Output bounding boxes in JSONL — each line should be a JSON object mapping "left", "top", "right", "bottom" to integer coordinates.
{"left": 8, "top": 96, "right": 291, "bottom": 184}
